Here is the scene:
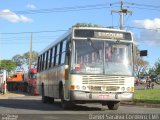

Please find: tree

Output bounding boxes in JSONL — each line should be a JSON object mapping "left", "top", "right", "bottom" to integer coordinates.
{"left": 133, "top": 46, "right": 149, "bottom": 77}
{"left": 12, "top": 54, "right": 25, "bottom": 66}
{"left": 23, "top": 51, "right": 39, "bottom": 66}
{"left": 0, "top": 60, "right": 16, "bottom": 72}
{"left": 148, "top": 68, "right": 155, "bottom": 75}
{"left": 154, "top": 59, "right": 160, "bottom": 75}
{"left": 12, "top": 51, "right": 39, "bottom": 70}
{"left": 134, "top": 57, "right": 149, "bottom": 77}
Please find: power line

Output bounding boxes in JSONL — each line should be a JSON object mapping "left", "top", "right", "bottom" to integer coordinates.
{"left": 128, "top": 6, "right": 160, "bottom": 11}
{"left": 124, "top": 2, "right": 160, "bottom": 11}
{"left": 0, "top": 42, "right": 52, "bottom": 44}
{"left": 0, "top": 3, "right": 113, "bottom": 15}
{"left": 0, "top": 26, "right": 160, "bottom": 36}
{"left": 0, "top": 30, "right": 67, "bottom": 35}
{"left": 0, "top": 35, "right": 60, "bottom": 41}
{"left": 0, "top": 26, "right": 159, "bottom": 44}
{"left": 110, "top": 2, "right": 160, "bottom": 11}
{"left": 125, "top": 2, "right": 160, "bottom": 8}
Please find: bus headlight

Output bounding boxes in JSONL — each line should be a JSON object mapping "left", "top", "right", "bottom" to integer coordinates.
{"left": 121, "top": 87, "right": 125, "bottom": 92}
{"left": 76, "top": 85, "right": 80, "bottom": 90}
{"left": 127, "top": 87, "right": 130, "bottom": 92}
{"left": 82, "top": 86, "right": 86, "bottom": 90}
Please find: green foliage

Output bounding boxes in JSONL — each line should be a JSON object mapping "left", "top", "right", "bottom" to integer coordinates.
{"left": 133, "top": 46, "right": 149, "bottom": 77}
{"left": 12, "top": 51, "right": 39, "bottom": 67}
{"left": 148, "top": 68, "right": 155, "bottom": 75}
{"left": 148, "top": 59, "right": 160, "bottom": 75}
{"left": 73, "top": 23, "right": 102, "bottom": 27}
{"left": 134, "top": 89, "right": 160, "bottom": 104}
{"left": 0, "top": 60, "right": 16, "bottom": 71}
{"left": 154, "top": 59, "right": 160, "bottom": 74}
{"left": 23, "top": 51, "right": 38, "bottom": 65}
{"left": 12, "top": 54, "right": 25, "bottom": 66}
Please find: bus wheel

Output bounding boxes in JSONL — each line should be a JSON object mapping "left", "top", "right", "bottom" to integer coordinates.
{"left": 48, "top": 97, "right": 54, "bottom": 104}
{"left": 107, "top": 101, "right": 120, "bottom": 110}
{"left": 42, "top": 85, "right": 47, "bottom": 103}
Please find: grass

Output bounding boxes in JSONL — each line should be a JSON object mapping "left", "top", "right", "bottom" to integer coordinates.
{"left": 134, "top": 89, "right": 160, "bottom": 104}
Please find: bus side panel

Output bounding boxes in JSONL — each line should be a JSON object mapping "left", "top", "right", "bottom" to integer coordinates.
{"left": 38, "top": 65, "right": 67, "bottom": 99}
{"left": 44, "top": 71, "right": 49, "bottom": 97}
{"left": 48, "top": 70, "right": 53, "bottom": 97}
{"left": 49, "top": 68, "right": 58, "bottom": 98}
{"left": 56, "top": 65, "right": 67, "bottom": 99}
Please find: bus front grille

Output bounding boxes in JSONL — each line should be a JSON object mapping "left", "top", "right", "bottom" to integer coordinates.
{"left": 82, "top": 75, "right": 125, "bottom": 86}
{"left": 82, "top": 75, "right": 125, "bottom": 92}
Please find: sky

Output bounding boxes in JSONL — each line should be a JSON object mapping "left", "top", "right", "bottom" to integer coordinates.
{"left": 0, "top": 0, "right": 160, "bottom": 68}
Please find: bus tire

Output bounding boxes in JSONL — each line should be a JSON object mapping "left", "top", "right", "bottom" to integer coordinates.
{"left": 48, "top": 97, "right": 54, "bottom": 103}
{"left": 107, "top": 101, "right": 120, "bottom": 110}
{"left": 42, "top": 84, "right": 47, "bottom": 103}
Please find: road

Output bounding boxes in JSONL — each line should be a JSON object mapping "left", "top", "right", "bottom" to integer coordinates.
{"left": 0, "top": 95, "right": 160, "bottom": 120}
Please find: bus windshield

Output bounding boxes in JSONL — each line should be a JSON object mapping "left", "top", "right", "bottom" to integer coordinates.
{"left": 71, "top": 39, "right": 133, "bottom": 76}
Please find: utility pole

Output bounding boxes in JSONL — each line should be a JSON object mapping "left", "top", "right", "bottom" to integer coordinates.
{"left": 111, "top": 0, "right": 132, "bottom": 30}
{"left": 29, "top": 33, "right": 32, "bottom": 69}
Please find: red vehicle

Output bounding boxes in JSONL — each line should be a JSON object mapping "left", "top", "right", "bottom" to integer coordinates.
{"left": 26, "top": 68, "right": 39, "bottom": 95}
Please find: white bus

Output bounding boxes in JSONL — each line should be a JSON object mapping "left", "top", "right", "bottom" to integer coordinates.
{"left": 37, "top": 26, "right": 135, "bottom": 110}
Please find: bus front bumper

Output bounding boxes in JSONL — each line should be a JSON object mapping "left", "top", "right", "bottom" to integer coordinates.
{"left": 70, "top": 91, "right": 133, "bottom": 101}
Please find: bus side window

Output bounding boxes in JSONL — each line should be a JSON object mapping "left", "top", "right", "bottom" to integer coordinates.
{"left": 61, "top": 40, "right": 67, "bottom": 64}
{"left": 65, "top": 41, "right": 70, "bottom": 65}
{"left": 51, "top": 47, "right": 55, "bottom": 67}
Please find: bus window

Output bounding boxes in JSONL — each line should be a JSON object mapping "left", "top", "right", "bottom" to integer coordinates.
{"left": 49, "top": 48, "right": 53, "bottom": 68}
{"left": 56, "top": 44, "right": 60, "bottom": 65}
{"left": 45, "top": 51, "right": 49, "bottom": 70}
{"left": 61, "top": 40, "right": 67, "bottom": 64}
{"left": 51, "top": 47, "right": 55, "bottom": 67}
{"left": 42, "top": 53, "right": 45, "bottom": 70}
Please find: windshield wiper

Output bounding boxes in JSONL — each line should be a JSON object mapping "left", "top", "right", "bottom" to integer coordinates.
{"left": 87, "top": 38, "right": 99, "bottom": 54}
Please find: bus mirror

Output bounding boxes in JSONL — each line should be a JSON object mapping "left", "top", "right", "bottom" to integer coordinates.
{"left": 140, "top": 50, "right": 147, "bottom": 56}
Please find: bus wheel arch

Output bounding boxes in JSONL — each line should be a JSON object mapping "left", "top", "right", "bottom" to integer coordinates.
{"left": 59, "top": 81, "right": 66, "bottom": 107}
{"left": 59, "top": 81, "right": 71, "bottom": 109}
{"left": 59, "top": 81, "right": 63, "bottom": 98}
{"left": 41, "top": 82, "right": 47, "bottom": 103}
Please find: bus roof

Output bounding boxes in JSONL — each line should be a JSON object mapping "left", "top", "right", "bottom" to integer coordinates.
{"left": 39, "top": 28, "right": 72, "bottom": 55}
{"left": 39, "top": 26, "right": 132, "bottom": 55}
{"left": 73, "top": 26, "right": 131, "bottom": 32}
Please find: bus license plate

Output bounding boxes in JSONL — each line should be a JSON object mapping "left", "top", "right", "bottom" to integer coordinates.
{"left": 99, "top": 94, "right": 109, "bottom": 99}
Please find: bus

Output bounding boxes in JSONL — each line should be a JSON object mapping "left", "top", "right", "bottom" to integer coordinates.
{"left": 37, "top": 26, "right": 135, "bottom": 110}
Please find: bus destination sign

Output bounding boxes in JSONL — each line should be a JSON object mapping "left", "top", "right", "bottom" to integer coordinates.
{"left": 94, "top": 31, "right": 124, "bottom": 39}
{"left": 74, "top": 29, "right": 132, "bottom": 41}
